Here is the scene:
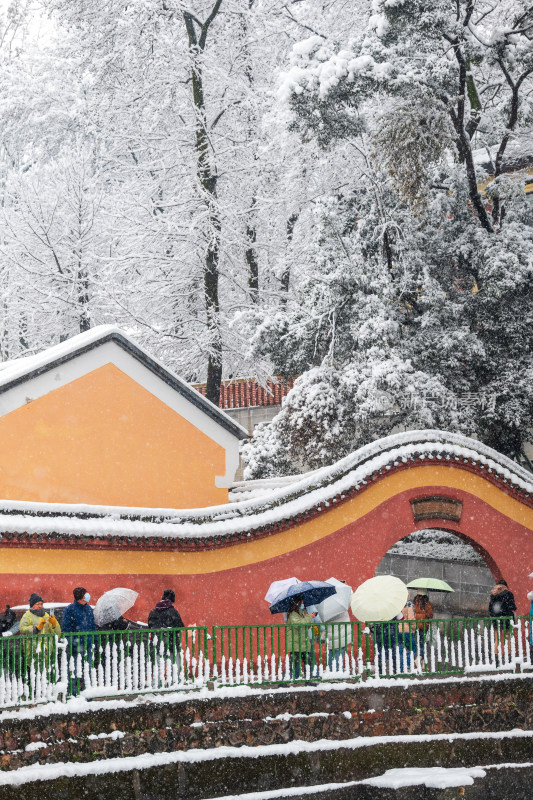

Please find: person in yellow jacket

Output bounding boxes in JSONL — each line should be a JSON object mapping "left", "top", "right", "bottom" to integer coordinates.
{"left": 19, "top": 594, "right": 61, "bottom": 669}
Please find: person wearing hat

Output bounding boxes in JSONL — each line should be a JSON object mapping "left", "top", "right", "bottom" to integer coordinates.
{"left": 148, "top": 590, "right": 186, "bottom": 677}
{"left": 19, "top": 594, "right": 61, "bottom": 637}
{"left": 19, "top": 594, "right": 61, "bottom": 670}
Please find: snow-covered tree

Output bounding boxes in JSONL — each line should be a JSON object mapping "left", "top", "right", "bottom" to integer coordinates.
{"left": 243, "top": 0, "right": 533, "bottom": 476}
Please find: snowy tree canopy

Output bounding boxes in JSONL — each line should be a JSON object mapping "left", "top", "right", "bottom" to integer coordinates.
{"left": 0, "top": 1, "right": 531, "bottom": 476}
{"left": 243, "top": 0, "right": 533, "bottom": 476}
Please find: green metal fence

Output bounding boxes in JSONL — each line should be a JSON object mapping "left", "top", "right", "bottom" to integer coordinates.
{"left": 0, "top": 616, "right": 531, "bottom": 706}
{"left": 0, "top": 626, "right": 209, "bottom": 707}
{"left": 211, "top": 615, "right": 533, "bottom": 685}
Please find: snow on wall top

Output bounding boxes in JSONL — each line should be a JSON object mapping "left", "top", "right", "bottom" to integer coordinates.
{"left": 0, "top": 430, "right": 531, "bottom": 544}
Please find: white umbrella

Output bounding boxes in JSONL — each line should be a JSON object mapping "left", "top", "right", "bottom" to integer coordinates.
{"left": 264, "top": 577, "right": 301, "bottom": 604}
{"left": 315, "top": 578, "right": 352, "bottom": 622}
{"left": 351, "top": 576, "right": 408, "bottom": 623}
{"left": 94, "top": 588, "right": 138, "bottom": 627}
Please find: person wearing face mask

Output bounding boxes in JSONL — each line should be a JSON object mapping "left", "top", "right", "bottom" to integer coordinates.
{"left": 62, "top": 587, "right": 97, "bottom": 695}
{"left": 19, "top": 594, "right": 61, "bottom": 671}
{"left": 62, "top": 587, "right": 97, "bottom": 635}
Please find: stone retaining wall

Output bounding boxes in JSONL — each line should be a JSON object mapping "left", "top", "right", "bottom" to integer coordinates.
{"left": 0, "top": 677, "right": 531, "bottom": 773}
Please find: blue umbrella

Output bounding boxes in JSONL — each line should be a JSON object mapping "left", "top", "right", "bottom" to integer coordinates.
{"left": 269, "top": 581, "right": 337, "bottom": 614}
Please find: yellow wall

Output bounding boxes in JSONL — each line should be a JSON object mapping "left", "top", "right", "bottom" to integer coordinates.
{"left": 0, "top": 363, "right": 228, "bottom": 508}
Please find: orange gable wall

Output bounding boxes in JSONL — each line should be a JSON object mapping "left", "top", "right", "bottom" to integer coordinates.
{"left": 0, "top": 363, "right": 228, "bottom": 508}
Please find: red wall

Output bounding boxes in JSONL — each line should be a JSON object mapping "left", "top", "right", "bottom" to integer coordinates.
{"left": 2, "top": 484, "right": 531, "bottom": 627}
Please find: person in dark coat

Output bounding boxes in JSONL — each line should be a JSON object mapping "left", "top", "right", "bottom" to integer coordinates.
{"left": 489, "top": 579, "right": 517, "bottom": 622}
{"left": 62, "top": 587, "right": 97, "bottom": 635}
{"left": 489, "top": 578, "right": 517, "bottom": 661}
{"left": 372, "top": 618, "right": 400, "bottom": 676}
{"left": 148, "top": 590, "right": 185, "bottom": 630}
{"left": 97, "top": 616, "right": 131, "bottom": 632}
{"left": 0, "top": 605, "right": 15, "bottom": 634}
{"left": 62, "top": 587, "right": 97, "bottom": 695}
{"left": 97, "top": 615, "right": 145, "bottom": 632}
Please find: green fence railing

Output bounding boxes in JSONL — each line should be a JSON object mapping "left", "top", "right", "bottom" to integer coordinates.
{"left": 0, "top": 615, "right": 531, "bottom": 706}
{"left": 211, "top": 615, "right": 533, "bottom": 685}
{"left": 0, "top": 626, "right": 209, "bottom": 707}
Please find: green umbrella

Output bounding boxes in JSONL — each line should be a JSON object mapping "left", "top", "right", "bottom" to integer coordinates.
{"left": 407, "top": 578, "right": 455, "bottom": 593}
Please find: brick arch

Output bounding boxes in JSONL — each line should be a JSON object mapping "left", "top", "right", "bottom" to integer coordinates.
{"left": 202, "top": 474, "right": 531, "bottom": 626}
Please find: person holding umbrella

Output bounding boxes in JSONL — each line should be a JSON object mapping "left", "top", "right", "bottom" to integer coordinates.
{"left": 94, "top": 588, "right": 140, "bottom": 631}
{"left": 407, "top": 578, "right": 454, "bottom": 668}
{"left": 285, "top": 595, "right": 315, "bottom": 679}
{"left": 351, "top": 576, "right": 409, "bottom": 675}
{"left": 315, "top": 578, "right": 353, "bottom": 673}
{"left": 413, "top": 592, "right": 434, "bottom": 666}
{"left": 269, "top": 580, "right": 336, "bottom": 680}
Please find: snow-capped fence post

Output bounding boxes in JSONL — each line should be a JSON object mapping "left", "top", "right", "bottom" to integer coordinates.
{"left": 516, "top": 618, "right": 524, "bottom": 665}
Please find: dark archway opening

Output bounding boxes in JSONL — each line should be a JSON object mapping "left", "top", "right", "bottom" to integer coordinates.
{"left": 375, "top": 528, "right": 495, "bottom": 617}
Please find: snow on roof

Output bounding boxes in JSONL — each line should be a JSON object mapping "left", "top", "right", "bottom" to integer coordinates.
{"left": 0, "top": 326, "right": 120, "bottom": 386}
{"left": 473, "top": 134, "right": 533, "bottom": 173}
{"left": 0, "top": 325, "right": 248, "bottom": 441}
{"left": 0, "top": 430, "right": 530, "bottom": 543}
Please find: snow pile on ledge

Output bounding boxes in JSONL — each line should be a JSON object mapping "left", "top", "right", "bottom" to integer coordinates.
{"left": 207, "top": 766, "right": 489, "bottom": 799}
{"left": 0, "top": 430, "right": 529, "bottom": 540}
{"left": 388, "top": 529, "right": 484, "bottom": 563}
{"left": 0, "top": 730, "right": 531, "bottom": 787}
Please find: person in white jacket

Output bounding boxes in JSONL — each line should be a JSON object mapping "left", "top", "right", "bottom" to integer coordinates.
{"left": 327, "top": 608, "right": 352, "bottom": 672}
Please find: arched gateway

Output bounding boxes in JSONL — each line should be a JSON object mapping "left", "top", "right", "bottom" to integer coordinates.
{"left": 0, "top": 430, "right": 531, "bottom": 626}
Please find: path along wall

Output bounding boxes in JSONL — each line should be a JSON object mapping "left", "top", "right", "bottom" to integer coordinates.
{"left": 1, "top": 431, "right": 532, "bottom": 627}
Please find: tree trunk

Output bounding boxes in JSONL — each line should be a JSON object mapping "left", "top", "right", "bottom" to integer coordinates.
{"left": 183, "top": 3, "right": 224, "bottom": 406}
{"left": 281, "top": 213, "right": 298, "bottom": 304}
{"left": 77, "top": 264, "right": 91, "bottom": 333}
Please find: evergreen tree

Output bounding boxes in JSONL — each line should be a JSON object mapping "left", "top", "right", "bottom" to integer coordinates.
{"left": 243, "top": 0, "right": 533, "bottom": 476}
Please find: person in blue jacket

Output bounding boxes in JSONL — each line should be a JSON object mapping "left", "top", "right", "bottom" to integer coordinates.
{"left": 62, "top": 587, "right": 97, "bottom": 694}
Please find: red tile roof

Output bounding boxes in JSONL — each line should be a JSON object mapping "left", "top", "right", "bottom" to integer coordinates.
{"left": 193, "top": 378, "right": 295, "bottom": 410}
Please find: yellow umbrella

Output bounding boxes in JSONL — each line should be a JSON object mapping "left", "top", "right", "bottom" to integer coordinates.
{"left": 351, "top": 576, "right": 408, "bottom": 622}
